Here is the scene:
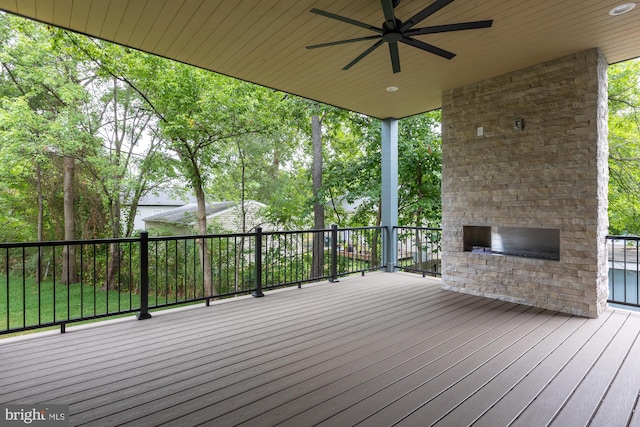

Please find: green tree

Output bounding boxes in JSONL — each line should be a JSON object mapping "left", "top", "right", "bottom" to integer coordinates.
{"left": 398, "top": 111, "right": 442, "bottom": 228}
{"left": 0, "top": 15, "right": 102, "bottom": 283}
{"left": 608, "top": 59, "right": 640, "bottom": 234}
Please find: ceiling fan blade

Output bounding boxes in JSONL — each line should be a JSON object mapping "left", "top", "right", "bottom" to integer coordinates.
{"left": 310, "top": 8, "right": 383, "bottom": 33}
{"left": 401, "top": 36, "right": 455, "bottom": 59}
{"left": 400, "top": 0, "right": 454, "bottom": 31}
{"left": 306, "top": 35, "right": 382, "bottom": 49}
{"left": 343, "top": 40, "right": 385, "bottom": 70}
{"left": 389, "top": 42, "right": 401, "bottom": 73}
{"left": 406, "top": 20, "right": 493, "bottom": 36}
{"left": 381, "top": 0, "right": 398, "bottom": 31}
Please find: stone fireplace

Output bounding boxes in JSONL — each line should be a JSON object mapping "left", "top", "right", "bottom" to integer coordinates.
{"left": 440, "top": 48, "right": 609, "bottom": 318}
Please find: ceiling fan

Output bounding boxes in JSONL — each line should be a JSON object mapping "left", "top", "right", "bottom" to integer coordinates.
{"left": 306, "top": 0, "right": 493, "bottom": 73}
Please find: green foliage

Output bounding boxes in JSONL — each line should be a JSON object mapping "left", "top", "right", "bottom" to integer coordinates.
{"left": 0, "top": 14, "right": 108, "bottom": 241}
{"left": 320, "top": 111, "right": 442, "bottom": 228}
{"left": 608, "top": 59, "right": 640, "bottom": 234}
{"left": 0, "top": 12, "right": 445, "bottom": 244}
{"left": 398, "top": 111, "right": 442, "bottom": 227}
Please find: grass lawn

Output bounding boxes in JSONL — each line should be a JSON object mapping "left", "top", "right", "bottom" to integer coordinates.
{"left": 0, "top": 276, "right": 142, "bottom": 332}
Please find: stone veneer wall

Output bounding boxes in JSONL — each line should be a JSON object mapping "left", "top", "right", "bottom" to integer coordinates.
{"left": 440, "top": 48, "right": 609, "bottom": 318}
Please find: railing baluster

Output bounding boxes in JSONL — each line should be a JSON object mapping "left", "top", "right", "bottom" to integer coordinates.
{"left": 37, "top": 245, "right": 42, "bottom": 326}
{"left": 636, "top": 241, "right": 639, "bottom": 306}
{"left": 22, "top": 247, "right": 26, "bottom": 329}
{"left": 624, "top": 239, "right": 628, "bottom": 303}
{"left": 92, "top": 244, "right": 96, "bottom": 317}
{"left": 52, "top": 248, "right": 57, "bottom": 326}
{"left": 252, "top": 227, "right": 264, "bottom": 298}
{"left": 105, "top": 244, "right": 109, "bottom": 316}
{"left": 330, "top": 225, "right": 339, "bottom": 282}
{"left": 66, "top": 245, "right": 70, "bottom": 322}
{"left": 5, "top": 248, "right": 9, "bottom": 331}
{"left": 137, "top": 231, "right": 151, "bottom": 320}
{"left": 80, "top": 244, "right": 84, "bottom": 319}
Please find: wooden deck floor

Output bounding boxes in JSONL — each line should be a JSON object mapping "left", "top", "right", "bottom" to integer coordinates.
{"left": 1, "top": 272, "right": 640, "bottom": 427}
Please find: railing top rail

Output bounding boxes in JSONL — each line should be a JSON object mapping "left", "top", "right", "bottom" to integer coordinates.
{"left": 394, "top": 226, "right": 443, "bottom": 231}
{"left": 147, "top": 232, "right": 254, "bottom": 242}
{"left": 607, "top": 235, "right": 640, "bottom": 241}
{"left": 263, "top": 226, "right": 385, "bottom": 236}
{"left": 0, "top": 236, "right": 141, "bottom": 249}
{"left": 0, "top": 226, "right": 389, "bottom": 249}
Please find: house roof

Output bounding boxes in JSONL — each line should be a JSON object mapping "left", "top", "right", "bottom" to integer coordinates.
{"left": 136, "top": 192, "right": 196, "bottom": 207}
{"left": 143, "top": 201, "right": 265, "bottom": 225}
{"left": 1, "top": 1, "right": 638, "bottom": 119}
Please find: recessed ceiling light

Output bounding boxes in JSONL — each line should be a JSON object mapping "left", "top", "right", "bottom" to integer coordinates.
{"left": 386, "top": 86, "right": 399, "bottom": 92}
{"left": 609, "top": 2, "right": 636, "bottom": 15}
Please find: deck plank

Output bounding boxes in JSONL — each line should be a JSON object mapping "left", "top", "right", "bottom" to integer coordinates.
{"left": 0, "top": 272, "right": 639, "bottom": 427}
{"left": 385, "top": 310, "right": 565, "bottom": 426}
{"left": 522, "top": 311, "right": 639, "bottom": 427}
{"left": 72, "top": 277, "right": 455, "bottom": 425}
{"left": 514, "top": 310, "right": 635, "bottom": 426}
{"left": 316, "top": 305, "right": 543, "bottom": 427}
{"left": 76, "top": 288, "right": 460, "bottom": 422}
{"left": 469, "top": 310, "right": 626, "bottom": 427}
{"left": 89, "top": 288, "right": 481, "bottom": 425}
{"left": 211, "top": 300, "right": 515, "bottom": 427}
{"left": 1, "top": 282, "right": 429, "bottom": 397}
{"left": 570, "top": 313, "right": 640, "bottom": 427}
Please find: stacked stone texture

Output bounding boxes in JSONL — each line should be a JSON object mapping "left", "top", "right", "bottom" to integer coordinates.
{"left": 441, "top": 48, "right": 609, "bottom": 318}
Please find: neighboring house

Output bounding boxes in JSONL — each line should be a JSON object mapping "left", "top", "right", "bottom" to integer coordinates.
{"left": 126, "top": 192, "right": 197, "bottom": 231}
{"left": 142, "top": 200, "right": 268, "bottom": 235}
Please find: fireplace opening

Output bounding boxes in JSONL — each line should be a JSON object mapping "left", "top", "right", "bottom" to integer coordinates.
{"left": 463, "top": 226, "right": 492, "bottom": 253}
{"left": 464, "top": 225, "right": 560, "bottom": 260}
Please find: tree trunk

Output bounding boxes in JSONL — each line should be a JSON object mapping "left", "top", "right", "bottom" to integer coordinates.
{"left": 415, "top": 166, "right": 424, "bottom": 270}
{"left": 61, "top": 155, "right": 78, "bottom": 285}
{"left": 311, "top": 115, "right": 324, "bottom": 278}
{"left": 235, "top": 145, "right": 247, "bottom": 293}
{"left": 36, "top": 162, "right": 44, "bottom": 281}
{"left": 104, "top": 197, "right": 121, "bottom": 290}
{"left": 194, "top": 184, "right": 214, "bottom": 296}
{"left": 415, "top": 225, "right": 423, "bottom": 270}
{"left": 105, "top": 78, "right": 123, "bottom": 291}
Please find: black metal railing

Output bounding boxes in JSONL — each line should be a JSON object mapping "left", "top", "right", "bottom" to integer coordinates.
{"left": 607, "top": 235, "right": 640, "bottom": 309}
{"left": 0, "top": 226, "right": 384, "bottom": 335}
{"left": 395, "top": 226, "right": 442, "bottom": 276}
{"left": 3, "top": 230, "right": 638, "bottom": 335}
{"left": 0, "top": 236, "right": 144, "bottom": 334}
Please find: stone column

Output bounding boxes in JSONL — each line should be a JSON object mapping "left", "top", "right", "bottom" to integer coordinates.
{"left": 440, "top": 48, "right": 609, "bottom": 317}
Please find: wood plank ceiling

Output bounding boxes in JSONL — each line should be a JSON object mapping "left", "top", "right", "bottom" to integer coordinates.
{"left": 0, "top": 0, "right": 638, "bottom": 119}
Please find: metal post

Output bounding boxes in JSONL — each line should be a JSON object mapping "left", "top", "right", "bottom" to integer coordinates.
{"left": 252, "top": 227, "right": 265, "bottom": 298}
{"left": 382, "top": 118, "right": 399, "bottom": 272}
{"left": 137, "top": 231, "right": 152, "bottom": 320}
{"left": 330, "top": 224, "right": 339, "bottom": 282}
